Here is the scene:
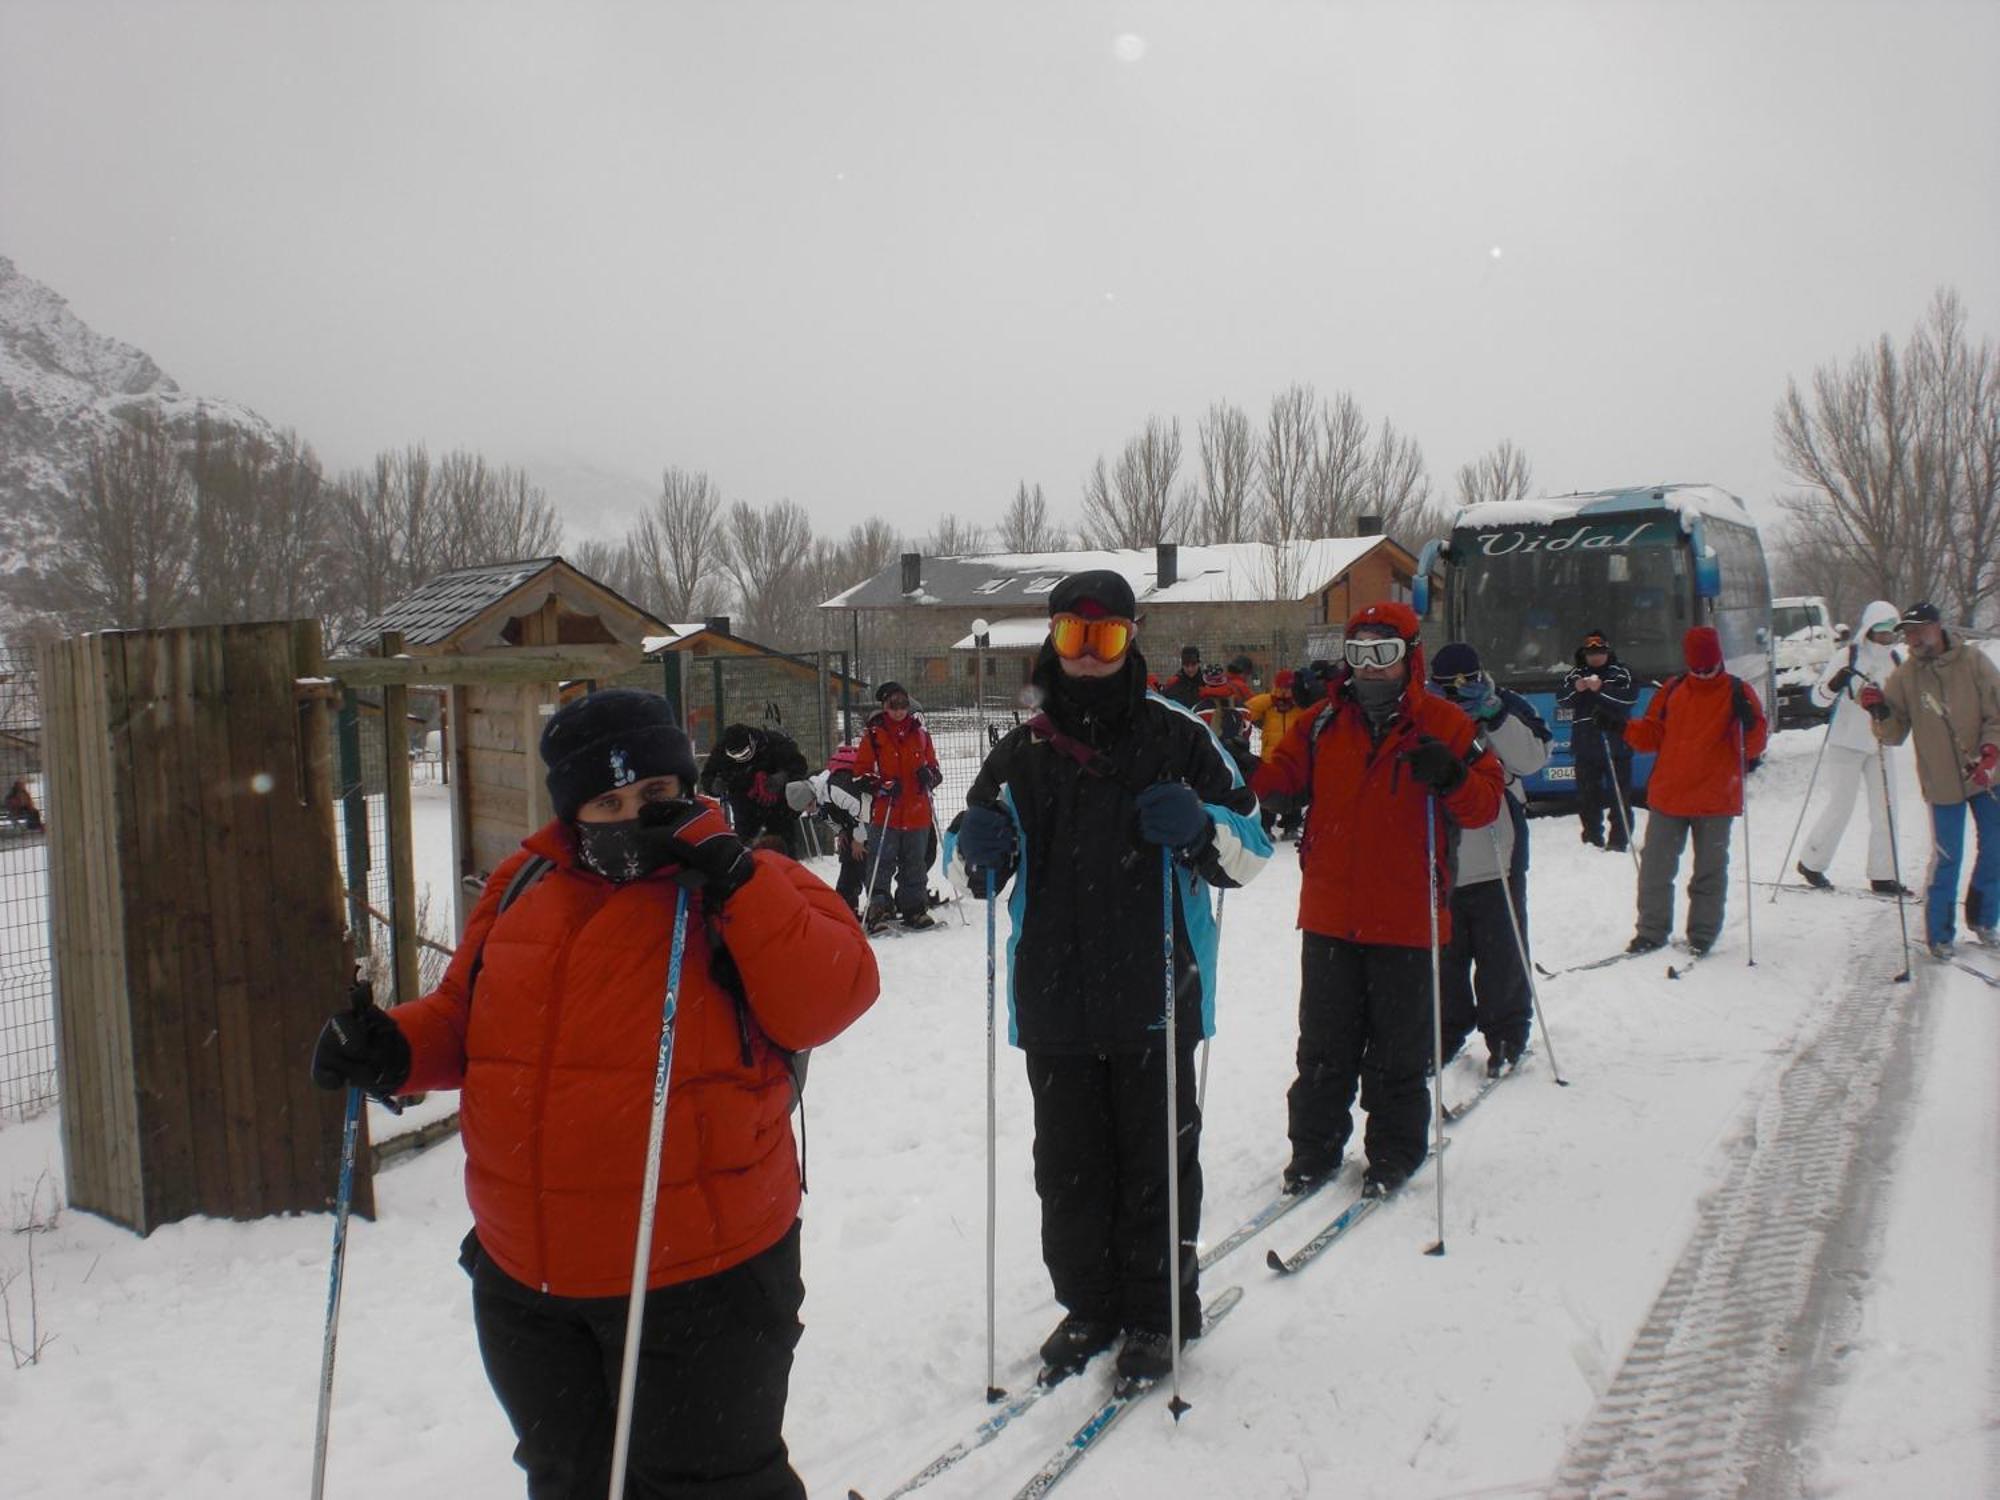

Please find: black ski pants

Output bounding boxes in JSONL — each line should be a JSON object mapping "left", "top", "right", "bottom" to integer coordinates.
{"left": 1025, "top": 1044, "right": 1202, "bottom": 1337}
{"left": 833, "top": 828, "right": 869, "bottom": 915}
{"left": 1441, "top": 878, "right": 1532, "bottom": 1064}
{"left": 466, "top": 1222, "right": 806, "bottom": 1500}
{"left": 727, "top": 798, "right": 802, "bottom": 856}
{"left": 1286, "top": 934, "right": 1433, "bottom": 1182}
{"left": 1575, "top": 732, "right": 1636, "bottom": 848}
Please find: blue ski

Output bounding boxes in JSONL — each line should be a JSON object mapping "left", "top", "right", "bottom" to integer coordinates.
{"left": 1006, "top": 1286, "right": 1245, "bottom": 1500}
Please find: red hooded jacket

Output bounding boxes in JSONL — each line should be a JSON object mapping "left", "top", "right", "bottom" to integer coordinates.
{"left": 1622, "top": 671, "right": 1769, "bottom": 818}
{"left": 391, "top": 819, "right": 878, "bottom": 1298}
{"left": 855, "top": 709, "right": 942, "bottom": 830}
{"left": 1252, "top": 603, "right": 1505, "bottom": 949}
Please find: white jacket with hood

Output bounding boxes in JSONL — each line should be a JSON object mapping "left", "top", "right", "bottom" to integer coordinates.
{"left": 1811, "top": 599, "right": 1904, "bottom": 754}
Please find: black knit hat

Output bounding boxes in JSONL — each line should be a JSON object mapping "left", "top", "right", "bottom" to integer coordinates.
{"left": 539, "top": 689, "right": 699, "bottom": 821}
{"left": 875, "top": 680, "right": 909, "bottom": 705}
{"left": 1047, "top": 569, "right": 1138, "bottom": 621}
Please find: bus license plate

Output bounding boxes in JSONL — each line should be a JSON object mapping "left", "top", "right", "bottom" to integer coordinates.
{"left": 1544, "top": 764, "right": 1575, "bottom": 783}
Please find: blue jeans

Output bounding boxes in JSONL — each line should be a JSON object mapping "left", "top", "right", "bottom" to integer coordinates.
{"left": 1925, "top": 792, "right": 2000, "bottom": 943}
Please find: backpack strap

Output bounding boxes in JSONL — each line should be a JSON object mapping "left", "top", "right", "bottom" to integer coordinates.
{"left": 1026, "top": 711, "right": 1127, "bottom": 784}
{"left": 463, "top": 855, "right": 555, "bottom": 1008}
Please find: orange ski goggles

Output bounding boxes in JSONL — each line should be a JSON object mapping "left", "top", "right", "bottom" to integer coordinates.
{"left": 1050, "top": 613, "right": 1135, "bottom": 663}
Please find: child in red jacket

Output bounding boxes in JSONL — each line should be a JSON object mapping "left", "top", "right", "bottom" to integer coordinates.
{"left": 1623, "top": 627, "right": 1769, "bottom": 955}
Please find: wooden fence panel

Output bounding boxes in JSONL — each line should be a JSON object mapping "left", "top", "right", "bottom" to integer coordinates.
{"left": 42, "top": 622, "right": 362, "bottom": 1233}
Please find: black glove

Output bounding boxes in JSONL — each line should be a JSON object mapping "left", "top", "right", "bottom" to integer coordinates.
{"left": 637, "top": 799, "right": 756, "bottom": 902}
{"left": 957, "top": 802, "right": 1019, "bottom": 880}
{"left": 1399, "top": 735, "right": 1468, "bottom": 794}
{"left": 1135, "top": 782, "right": 1211, "bottom": 851}
{"left": 311, "top": 979, "right": 411, "bottom": 1097}
{"left": 1823, "top": 665, "right": 1855, "bottom": 696}
{"left": 916, "top": 764, "right": 944, "bottom": 792}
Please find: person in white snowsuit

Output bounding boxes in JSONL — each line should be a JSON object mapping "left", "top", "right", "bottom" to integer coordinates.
{"left": 1796, "top": 600, "right": 1911, "bottom": 894}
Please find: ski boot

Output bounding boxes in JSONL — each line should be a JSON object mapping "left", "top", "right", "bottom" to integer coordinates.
{"left": 1038, "top": 1313, "right": 1117, "bottom": 1385}
{"left": 1796, "top": 862, "right": 1833, "bottom": 890}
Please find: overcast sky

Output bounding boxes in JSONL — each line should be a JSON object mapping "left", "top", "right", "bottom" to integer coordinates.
{"left": 4, "top": 0, "right": 1997, "bottom": 544}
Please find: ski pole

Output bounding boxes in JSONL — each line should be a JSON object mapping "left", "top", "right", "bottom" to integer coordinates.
{"left": 862, "top": 788, "right": 893, "bottom": 917}
{"left": 984, "top": 867, "right": 1003, "bottom": 1402}
{"left": 606, "top": 888, "right": 693, "bottom": 1500}
{"left": 1488, "top": 826, "right": 1568, "bottom": 1087}
{"left": 1768, "top": 714, "right": 1836, "bottom": 902}
{"left": 1159, "top": 847, "right": 1189, "bottom": 1419}
{"left": 1599, "top": 724, "right": 1644, "bottom": 883}
{"left": 1877, "top": 741, "right": 1913, "bottom": 983}
{"left": 1424, "top": 795, "right": 1448, "bottom": 1258}
{"left": 1196, "top": 889, "right": 1224, "bottom": 1115}
{"left": 310, "top": 1084, "right": 363, "bottom": 1500}
{"left": 1739, "top": 723, "right": 1756, "bottom": 967}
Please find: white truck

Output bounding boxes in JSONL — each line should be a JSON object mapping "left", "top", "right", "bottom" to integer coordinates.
{"left": 1771, "top": 595, "right": 1846, "bottom": 727}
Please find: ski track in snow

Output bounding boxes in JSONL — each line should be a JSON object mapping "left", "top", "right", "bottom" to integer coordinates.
{"left": 0, "top": 731, "right": 1994, "bottom": 1498}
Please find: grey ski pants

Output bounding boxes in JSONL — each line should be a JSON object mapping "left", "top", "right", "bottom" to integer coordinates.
{"left": 1635, "top": 811, "right": 1734, "bottom": 949}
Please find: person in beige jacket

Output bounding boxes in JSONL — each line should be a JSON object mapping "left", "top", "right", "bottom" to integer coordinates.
{"left": 1861, "top": 602, "right": 2000, "bottom": 960}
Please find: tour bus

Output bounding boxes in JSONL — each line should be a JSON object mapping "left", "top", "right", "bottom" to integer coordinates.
{"left": 1412, "top": 484, "right": 1774, "bottom": 803}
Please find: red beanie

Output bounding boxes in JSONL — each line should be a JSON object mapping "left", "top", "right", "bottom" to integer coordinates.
{"left": 1683, "top": 627, "right": 1723, "bottom": 673}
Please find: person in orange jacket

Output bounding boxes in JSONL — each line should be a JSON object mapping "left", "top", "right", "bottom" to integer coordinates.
{"left": 1251, "top": 601, "right": 1505, "bottom": 1198}
{"left": 853, "top": 681, "right": 945, "bottom": 931}
{"left": 1245, "top": 671, "right": 1310, "bottom": 839}
{"left": 310, "top": 689, "right": 878, "bottom": 1500}
{"left": 1622, "top": 626, "right": 1769, "bottom": 956}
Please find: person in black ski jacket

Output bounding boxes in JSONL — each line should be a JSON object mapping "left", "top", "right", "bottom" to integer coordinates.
{"left": 699, "top": 724, "right": 811, "bottom": 853}
{"left": 947, "top": 571, "right": 1271, "bottom": 1388}
{"left": 784, "top": 750, "right": 876, "bottom": 916}
{"left": 1559, "top": 630, "right": 1639, "bottom": 851}
{"left": 1160, "top": 644, "right": 1206, "bottom": 709}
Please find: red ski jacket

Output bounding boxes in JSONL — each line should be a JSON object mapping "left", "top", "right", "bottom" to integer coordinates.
{"left": 1622, "top": 673, "right": 1768, "bottom": 818}
{"left": 855, "top": 710, "right": 941, "bottom": 831}
{"left": 1253, "top": 689, "right": 1504, "bottom": 949}
{"left": 391, "top": 819, "right": 878, "bottom": 1298}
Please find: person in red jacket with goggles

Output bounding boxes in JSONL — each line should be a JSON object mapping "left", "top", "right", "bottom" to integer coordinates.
{"left": 310, "top": 689, "right": 878, "bottom": 1500}
{"left": 1252, "top": 602, "right": 1504, "bottom": 1199}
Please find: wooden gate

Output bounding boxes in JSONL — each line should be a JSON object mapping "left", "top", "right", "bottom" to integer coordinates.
{"left": 40, "top": 622, "right": 366, "bottom": 1233}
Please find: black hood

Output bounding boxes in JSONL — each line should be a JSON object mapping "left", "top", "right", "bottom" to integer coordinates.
{"left": 1031, "top": 640, "right": 1150, "bottom": 736}
{"left": 1573, "top": 644, "right": 1624, "bottom": 669}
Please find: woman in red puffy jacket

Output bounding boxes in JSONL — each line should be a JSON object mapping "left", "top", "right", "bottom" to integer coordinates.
{"left": 312, "top": 689, "right": 878, "bottom": 1500}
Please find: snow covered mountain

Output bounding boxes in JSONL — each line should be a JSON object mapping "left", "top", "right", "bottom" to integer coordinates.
{"left": 0, "top": 254, "right": 278, "bottom": 564}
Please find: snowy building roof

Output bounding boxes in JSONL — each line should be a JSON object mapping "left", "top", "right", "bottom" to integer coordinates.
{"left": 948, "top": 616, "right": 1052, "bottom": 651}
{"left": 1448, "top": 484, "right": 1756, "bottom": 534}
{"left": 822, "top": 536, "right": 1408, "bottom": 612}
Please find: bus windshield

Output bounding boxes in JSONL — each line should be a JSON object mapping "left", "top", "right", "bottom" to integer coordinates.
{"left": 1453, "top": 522, "right": 1690, "bottom": 687}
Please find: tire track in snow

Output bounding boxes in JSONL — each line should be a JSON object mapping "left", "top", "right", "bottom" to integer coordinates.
{"left": 1550, "top": 934, "right": 1929, "bottom": 1499}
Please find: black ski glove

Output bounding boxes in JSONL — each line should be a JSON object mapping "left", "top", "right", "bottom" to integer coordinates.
{"left": 1823, "top": 665, "right": 1855, "bottom": 696}
{"left": 637, "top": 799, "right": 756, "bottom": 902}
{"left": 916, "top": 764, "right": 944, "bottom": 792}
{"left": 1135, "top": 782, "right": 1211, "bottom": 852}
{"left": 1399, "top": 735, "right": 1468, "bottom": 794}
{"left": 311, "top": 979, "right": 411, "bottom": 1097}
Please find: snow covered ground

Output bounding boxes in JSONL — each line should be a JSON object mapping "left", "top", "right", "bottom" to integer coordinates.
{"left": 0, "top": 727, "right": 1994, "bottom": 1498}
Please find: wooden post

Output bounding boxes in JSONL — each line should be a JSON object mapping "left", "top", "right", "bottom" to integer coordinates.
{"left": 378, "top": 631, "right": 420, "bottom": 1008}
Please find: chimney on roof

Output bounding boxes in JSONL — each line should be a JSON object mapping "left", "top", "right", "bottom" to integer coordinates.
{"left": 900, "top": 551, "right": 922, "bottom": 594}
{"left": 1356, "top": 514, "right": 1383, "bottom": 536}
{"left": 1156, "top": 542, "right": 1178, "bottom": 589}
{"left": 705, "top": 615, "right": 731, "bottom": 637}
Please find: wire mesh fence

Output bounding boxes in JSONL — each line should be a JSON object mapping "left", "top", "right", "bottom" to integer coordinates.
{"left": 0, "top": 648, "right": 51, "bottom": 1119}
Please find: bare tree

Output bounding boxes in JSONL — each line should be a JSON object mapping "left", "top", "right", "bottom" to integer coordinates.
{"left": 1081, "top": 415, "right": 1190, "bottom": 548}
{"left": 1255, "top": 384, "right": 1320, "bottom": 597}
{"left": 1773, "top": 290, "right": 1998, "bottom": 615}
{"left": 1191, "top": 403, "right": 1256, "bottom": 544}
{"left": 997, "top": 481, "right": 1068, "bottom": 552}
{"left": 35, "top": 409, "right": 195, "bottom": 629}
{"left": 626, "top": 466, "right": 725, "bottom": 621}
{"left": 1305, "top": 392, "right": 1372, "bottom": 536}
{"left": 1455, "top": 439, "right": 1534, "bottom": 508}
{"left": 921, "top": 514, "right": 989, "bottom": 555}
{"left": 568, "top": 537, "right": 639, "bottom": 599}
{"left": 434, "top": 455, "right": 563, "bottom": 567}
{"left": 839, "top": 516, "right": 904, "bottom": 581}
{"left": 719, "top": 498, "right": 815, "bottom": 644}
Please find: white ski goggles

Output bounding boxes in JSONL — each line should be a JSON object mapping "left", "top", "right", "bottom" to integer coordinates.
{"left": 1343, "top": 635, "right": 1409, "bottom": 670}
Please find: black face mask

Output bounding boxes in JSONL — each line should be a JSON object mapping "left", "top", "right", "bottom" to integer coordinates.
{"left": 573, "top": 819, "right": 664, "bottom": 883}
{"left": 1057, "top": 662, "right": 1130, "bottom": 714}
{"left": 1351, "top": 674, "right": 1405, "bottom": 726}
